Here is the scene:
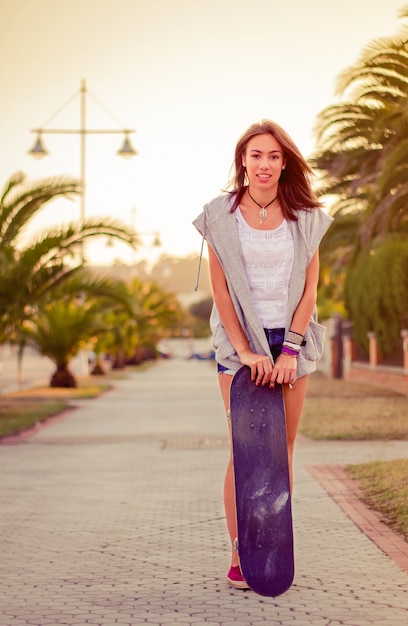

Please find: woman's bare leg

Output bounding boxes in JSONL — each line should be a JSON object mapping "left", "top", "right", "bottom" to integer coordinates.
{"left": 218, "top": 372, "right": 239, "bottom": 566}
{"left": 283, "top": 375, "right": 309, "bottom": 491}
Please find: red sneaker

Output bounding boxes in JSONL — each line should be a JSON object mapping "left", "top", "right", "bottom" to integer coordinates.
{"left": 227, "top": 565, "right": 250, "bottom": 590}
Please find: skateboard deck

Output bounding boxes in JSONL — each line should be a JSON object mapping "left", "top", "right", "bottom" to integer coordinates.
{"left": 230, "top": 365, "right": 294, "bottom": 596}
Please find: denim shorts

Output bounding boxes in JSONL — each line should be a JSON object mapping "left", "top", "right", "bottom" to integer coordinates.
{"left": 217, "top": 327, "right": 285, "bottom": 375}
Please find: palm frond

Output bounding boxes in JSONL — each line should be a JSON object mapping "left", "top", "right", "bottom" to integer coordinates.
{"left": 0, "top": 175, "right": 80, "bottom": 245}
{"left": 49, "top": 271, "right": 135, "bottom": 314}
{"left": 0, "top": 172, "right": 25, "bottom": 204}
{"left": 335, "top": 39, "right": 408, "bottom": 97}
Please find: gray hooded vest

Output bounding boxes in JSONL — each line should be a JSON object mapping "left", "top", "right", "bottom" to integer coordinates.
{"left": 193, "top": 193, "right": 333, "bottom": 379}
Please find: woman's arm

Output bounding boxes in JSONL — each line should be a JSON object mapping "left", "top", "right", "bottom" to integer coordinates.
{"left": 271, "top": 249, "right": 320, "bottom": 385}
{"left": 208, "top": 243, "right": 273, "bottom": 385}
{"left": 289, "top": 248, "right": 320, "bottom": 335}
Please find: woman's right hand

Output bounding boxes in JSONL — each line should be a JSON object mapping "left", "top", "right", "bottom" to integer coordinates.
{"left": 238, "top": 349, "right": 273, "bottom": 386}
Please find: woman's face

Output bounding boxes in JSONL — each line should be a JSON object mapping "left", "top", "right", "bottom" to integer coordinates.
{"left": 242, "top": 133, "right": 286, "bottom": 193}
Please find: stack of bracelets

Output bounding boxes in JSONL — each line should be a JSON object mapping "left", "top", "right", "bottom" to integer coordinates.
{"left": 281, "top": 330, "right": 305, "bottom": 358}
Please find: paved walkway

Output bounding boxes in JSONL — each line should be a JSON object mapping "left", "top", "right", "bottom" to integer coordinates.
{"left": 1, "top": 357, "right": 407, "bottom": 626}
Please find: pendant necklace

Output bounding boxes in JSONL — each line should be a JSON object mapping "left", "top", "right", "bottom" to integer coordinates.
{"left": 248, "top": 189, "right": 278, "bottom": 224}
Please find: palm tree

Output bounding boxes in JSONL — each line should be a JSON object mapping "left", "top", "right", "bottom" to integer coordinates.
{"left": 100, "top": 278, "right": 186, "bottom": 368}
{"left": 21, "top": 274, "right": 186, "bottom": 386}
{"left": 99, "top": 309, "right": 138, "bottom": 369}
{"left": 23, "top": 300, "right": 102, "bottom": 387}
{"left": 310, "top": 6, "right": 408, "bottom": 353}
{"left": 130, "top": 277, "right": 185, "bottom": 353}
{"left": 22, "top": 273, "right": 135, "bottom": 386}
{"left": 0, "top": 172, "right": 138, "bottom": 342}
{"left": 312, "top": 5, "right": 408, "bottom": 253}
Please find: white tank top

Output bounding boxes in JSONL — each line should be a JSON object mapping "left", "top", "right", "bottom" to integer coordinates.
{"left": 236, "top": 208, "right": 294, "bottom": 329}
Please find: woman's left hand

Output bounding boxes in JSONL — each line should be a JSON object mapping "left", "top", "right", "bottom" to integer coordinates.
{"left": 270, "top": 353, "right": 297, "bottom": 387}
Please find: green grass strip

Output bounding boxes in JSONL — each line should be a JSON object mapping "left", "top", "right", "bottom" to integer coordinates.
{"left": 347, "top": 459, "right": 408, "bottom": 541}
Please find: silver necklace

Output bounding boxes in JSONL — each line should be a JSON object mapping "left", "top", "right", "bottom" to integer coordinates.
{"left": 248, "top": 189, "right": 278, "bottom": 224}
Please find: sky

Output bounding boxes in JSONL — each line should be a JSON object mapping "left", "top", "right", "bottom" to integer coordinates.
{"left": 0, "top": 0, "right": 406, "bottom": 266}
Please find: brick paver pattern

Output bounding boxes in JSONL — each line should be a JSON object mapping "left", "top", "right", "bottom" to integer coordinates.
{"left": 1, "top": 351, "right": 407, "bottom": 625}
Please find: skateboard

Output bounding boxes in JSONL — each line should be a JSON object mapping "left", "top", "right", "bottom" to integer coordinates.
{"left": 230, "top": 365, "right": 294, "bottom": 596}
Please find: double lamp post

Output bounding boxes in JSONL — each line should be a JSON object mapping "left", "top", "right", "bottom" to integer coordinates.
{"left": 28, "top": 78, "right": 138, "bottom": 262}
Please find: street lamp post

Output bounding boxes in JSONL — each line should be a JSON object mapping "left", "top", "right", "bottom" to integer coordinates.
{"left": 28, "top": 79, "right": 138, "bottom": 377}
{"left": 28, "top": 78, "right": 137, "bottom": 262}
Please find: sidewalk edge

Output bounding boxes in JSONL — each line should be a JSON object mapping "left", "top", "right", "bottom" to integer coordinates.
{"left": 308, "top": 464, "right": 408, "bottom": 574}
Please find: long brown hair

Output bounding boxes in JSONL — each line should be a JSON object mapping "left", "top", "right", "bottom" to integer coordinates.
{"left": 227, "top": 119, "right": 322, "bottom": 219}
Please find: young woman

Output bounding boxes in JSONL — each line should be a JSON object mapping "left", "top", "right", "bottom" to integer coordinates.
{"left": 193, "top": 119, "right": 333, "bottom": 589}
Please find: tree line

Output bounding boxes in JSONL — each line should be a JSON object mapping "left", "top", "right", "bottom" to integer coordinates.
{"left": 313, "top": 3, "right": 408, "bottom": 357}
{"left": 0, "top": 173, "right": 187, "bottom": 387}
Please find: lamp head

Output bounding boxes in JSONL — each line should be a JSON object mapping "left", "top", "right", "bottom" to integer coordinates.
{"left": 28, "top": 133, "right": 48, "bottom": 158}
{"left": 117, "top": 133, "right": 137, "bottom": 158}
